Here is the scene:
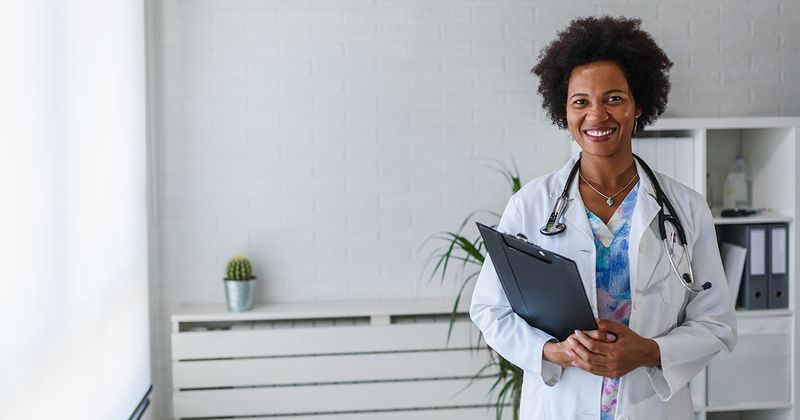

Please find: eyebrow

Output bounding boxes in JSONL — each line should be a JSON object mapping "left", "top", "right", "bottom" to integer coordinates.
{"left": 569, "top": 89, "right": 628, "bottom": 100}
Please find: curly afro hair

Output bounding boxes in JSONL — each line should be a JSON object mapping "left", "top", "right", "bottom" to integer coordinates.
{"left": 532, "top": 16, "right": 673, "bottom": 130}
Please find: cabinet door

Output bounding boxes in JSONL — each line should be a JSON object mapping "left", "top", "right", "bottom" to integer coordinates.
{"left": 706, "top": 316, "right": 790, "bottom": 407}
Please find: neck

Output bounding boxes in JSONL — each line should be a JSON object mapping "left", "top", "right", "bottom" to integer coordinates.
{"left": 579, "top": 152, "right": 636, "bottom": 188}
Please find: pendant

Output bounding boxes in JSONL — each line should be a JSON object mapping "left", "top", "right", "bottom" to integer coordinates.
{"left": 606, "top": 197, "right": 614, "bottom": 206}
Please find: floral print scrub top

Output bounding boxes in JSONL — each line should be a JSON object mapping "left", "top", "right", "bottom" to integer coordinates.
{"left": 585, "top": 181, "right": 639, "bottom": 420}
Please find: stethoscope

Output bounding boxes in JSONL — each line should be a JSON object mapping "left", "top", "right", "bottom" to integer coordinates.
{"left": 540, "top": 154, "right": 712, "bottom": 293}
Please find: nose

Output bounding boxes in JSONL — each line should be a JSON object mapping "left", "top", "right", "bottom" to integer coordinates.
{"left": 586, "top": 103, "right": 609, "bottom": 121}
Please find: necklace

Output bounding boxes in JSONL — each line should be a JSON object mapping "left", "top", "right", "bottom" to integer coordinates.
{"left": 579, "top": 170, "right": 639, "bottom": 206}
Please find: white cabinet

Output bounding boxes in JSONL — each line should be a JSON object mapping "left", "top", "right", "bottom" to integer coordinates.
{"left": 640, "top": 117, "right": 800, "bottom": 420}
{"left": 706, "top": 315, "right": 791, "bottom": 407}
{"left": 170, "top": 299, "right": 507, "bottom": 420}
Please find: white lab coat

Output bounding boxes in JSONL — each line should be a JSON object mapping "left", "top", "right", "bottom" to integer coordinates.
{"left": 470, "top": 155, "right": 737, "bottom": 420}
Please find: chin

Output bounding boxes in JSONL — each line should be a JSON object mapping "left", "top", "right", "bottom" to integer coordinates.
{"left": 579, "top": 141, "right": 628, "bottom": 159}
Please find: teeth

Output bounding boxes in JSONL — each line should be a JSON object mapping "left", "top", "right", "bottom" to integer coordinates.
{"left": 586, "top": 129, "right": 613, "bottom": 136}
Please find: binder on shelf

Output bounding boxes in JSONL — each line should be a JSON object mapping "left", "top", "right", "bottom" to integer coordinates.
{"left": 719, "top": 224, "right": 768, "bottom": 309}
{"left": 720, "top": 242, "right": 747, "bottom": 306}
{"left": 718, "top": 223, "right": 789, "bottom": 309}
{"left": 769, "top": 224, "right": 789, "bottom": 308}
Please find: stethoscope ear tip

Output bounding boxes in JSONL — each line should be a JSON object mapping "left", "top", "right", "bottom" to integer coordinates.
{"left": 540, "top": 224, "right": 566, "bottom": 236}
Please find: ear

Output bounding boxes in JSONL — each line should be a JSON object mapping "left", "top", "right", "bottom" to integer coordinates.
{"left": 635, "top": 108, "right": 643, "bottom": 118}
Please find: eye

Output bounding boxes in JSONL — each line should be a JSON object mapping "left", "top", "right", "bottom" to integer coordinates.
{"left": 606, "top": 96, "right": 623, "bottom": 103}
{"left": 572, "top": 98, "right": 588, "bottom": 106}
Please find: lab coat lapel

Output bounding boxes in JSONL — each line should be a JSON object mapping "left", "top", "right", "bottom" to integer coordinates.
{"left": 548, "top": 155, "right": 597, "bottom": 312}
{"left": 551, "top": 155, "right": 593, "bottom": 242}
{"left": 628, "top": 159, "right": 662, "bottom": 329}
{"left": 562, "top": 186, "right": 594, "bottom": 242}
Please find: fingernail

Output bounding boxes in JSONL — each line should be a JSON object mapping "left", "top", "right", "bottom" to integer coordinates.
{"left": 574, "top": 329, "right": 579, "bottom": 335}
{"left": 607, "top": 333, "right": 617, "bottom": 341}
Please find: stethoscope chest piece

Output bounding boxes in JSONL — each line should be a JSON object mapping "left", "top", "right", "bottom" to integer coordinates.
{"left": 540, "top": 223, "right": 566, "bottom": 236}
{"left": 540, "top": 164, "right": 575, "bottom": 236}
{"left": 540, "top": 195, "right": 568, "bottom": 235}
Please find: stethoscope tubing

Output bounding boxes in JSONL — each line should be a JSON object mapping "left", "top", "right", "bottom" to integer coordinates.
{"left": 540, "top": 153, "right": 711, "bottom": 293}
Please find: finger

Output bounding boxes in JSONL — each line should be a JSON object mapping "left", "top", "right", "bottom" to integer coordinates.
{"left": 572, "top": 330, "right": 608, "bottom": 356}
{"left": 551, "top": 340, "right": 573, "bottom": 364}
{"left": 564, "top": 334, "right": 590, "bottom": 353}
{"left": 582, "top": 329, "right": 617, "bottom": 343}
{"left": 566, "top": 336, "right": 596, "bottom": 363}
{"left": 563, "top": 337, "right": 587, "bottom": 361}
{"left": 570, "top": 354, "right": 604, "bottom": 376}
{"left": 570, "top": 355, "right": 591, "bottom": 372}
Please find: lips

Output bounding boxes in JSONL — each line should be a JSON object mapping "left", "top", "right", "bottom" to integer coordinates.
{"left": 583, "top": 127, "right": 617, "bottom": 141}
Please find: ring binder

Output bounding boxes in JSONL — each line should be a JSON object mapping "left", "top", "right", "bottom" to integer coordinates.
{"left": 718, "top": 223, "right": 789, "bottom": 309}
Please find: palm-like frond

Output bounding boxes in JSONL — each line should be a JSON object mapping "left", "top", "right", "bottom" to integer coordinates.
{"left": 484, "top": 158, "right": 522, "bottom": 194}
{"left": 420, "top": 159, "right": 525, "bottom": 420}
{"left": 446, "top": 271, "right": 479, "bottom": 342}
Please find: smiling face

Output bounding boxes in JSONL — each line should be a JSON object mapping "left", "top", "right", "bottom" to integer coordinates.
{"left": 566, "top": 60, "right": 641, "bottom": 161}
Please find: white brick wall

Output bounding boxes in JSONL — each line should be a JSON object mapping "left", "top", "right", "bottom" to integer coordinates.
{"left": 147, "top": 0, "right": 800, "bottom": 417}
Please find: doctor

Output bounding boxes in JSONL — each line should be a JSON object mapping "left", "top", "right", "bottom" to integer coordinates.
{"left": 470, "top": 16, "right": 737, "bottom": 420}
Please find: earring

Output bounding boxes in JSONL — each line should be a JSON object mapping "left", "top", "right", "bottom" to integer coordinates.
{"left": 633, "top": 116, "right": 640, "bottom": 135}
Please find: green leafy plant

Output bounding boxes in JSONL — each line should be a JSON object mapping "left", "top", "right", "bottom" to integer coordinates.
{"left": 423, "top": 160, "right": 524, "bottom": 420}
{"left": 225, "top": 256, "right": 256, "bottom": 281}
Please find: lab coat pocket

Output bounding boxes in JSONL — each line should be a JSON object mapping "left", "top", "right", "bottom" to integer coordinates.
{"left": 639, "top": 249, "right": 684, "bottom": 309}
{"left": 657, "top": 263, "right": 687, "bottom": 308}
{"left": 643, "top": 244, "right": 686, "bottom": 309}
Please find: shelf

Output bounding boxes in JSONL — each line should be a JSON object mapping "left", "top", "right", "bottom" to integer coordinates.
{"left": 712, "top": 209, "right": 793, "bottom": 225}
{"left": 735, "top": 308, "right": 793, "bottom": 318}
{"left": 172, "top": 297, "right": 469, "bottom": 323}
{"left": 702, "top": 402, "right": 793, "bottom": 413}
{"left": 648, "top": 117, "right": 800, "bottom": 131}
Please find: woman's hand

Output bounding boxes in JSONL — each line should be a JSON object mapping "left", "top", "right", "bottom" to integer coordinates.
{"left": 543, "top": 328, "right": 618, "bottom": 368}
{"left": 543, "top": 340, "right": 574, "bottom": 368}
{"left": 565, "top": 319, "right": 661, "bottom": 378}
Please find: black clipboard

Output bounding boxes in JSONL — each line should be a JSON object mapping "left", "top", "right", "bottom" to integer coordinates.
{"left": 477, "top": 222, "right": 597, "bottom": 341}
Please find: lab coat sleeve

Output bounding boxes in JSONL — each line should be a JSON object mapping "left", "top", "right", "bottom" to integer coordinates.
{"left": 647, "top": 202, "right": 738, "bottom": 401}
{"left": 470, "top": 196, "right": 564, "bottom": 386}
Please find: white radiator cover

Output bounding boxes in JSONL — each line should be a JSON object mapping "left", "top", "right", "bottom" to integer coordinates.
{"left": 171, "top": 299, "right": 508, "bottom": 420}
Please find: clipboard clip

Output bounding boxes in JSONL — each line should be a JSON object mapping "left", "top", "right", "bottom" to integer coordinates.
{"left": 509, "top": 233, "right": 551, "bottom": 263}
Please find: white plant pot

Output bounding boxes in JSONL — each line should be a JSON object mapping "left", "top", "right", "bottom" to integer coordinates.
{"left": 224, "top": 278, "right": 255, "bottom": 312}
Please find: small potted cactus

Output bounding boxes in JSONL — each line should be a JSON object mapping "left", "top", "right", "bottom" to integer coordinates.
{"left": 223, "top": 256, "right": 256, "bottom": 312}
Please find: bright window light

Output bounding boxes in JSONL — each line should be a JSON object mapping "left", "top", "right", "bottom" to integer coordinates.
{"left": 0, "top": 1, "right": 150, "bottom": 418}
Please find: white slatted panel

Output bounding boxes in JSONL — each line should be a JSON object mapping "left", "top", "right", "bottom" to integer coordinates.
{"left": 197, "top": 406, "right": 512, "bottom": 420}
{"left": 173, "top": 349, "right": 491, "bottom": 389}
{"left": 172, "top": 303, "right": 500, "bottom": 420}
{"left": 173, "top": 378, "right": 499, "bottom": 418}
{"left": 172, "top": 321, "right": 478, "bottom": 360}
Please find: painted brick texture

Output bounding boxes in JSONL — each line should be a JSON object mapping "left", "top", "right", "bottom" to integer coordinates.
{"left": 147, "top": 0, "right": 800, "bottom": 417}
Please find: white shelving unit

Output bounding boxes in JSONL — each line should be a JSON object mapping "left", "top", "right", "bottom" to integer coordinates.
{"left": 641, "top": 117, "right": 800, "bottom": 420}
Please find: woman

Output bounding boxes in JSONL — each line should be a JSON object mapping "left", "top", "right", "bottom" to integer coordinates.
{"left": 470, "top": 16, "right": 736, "bottom": 420}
